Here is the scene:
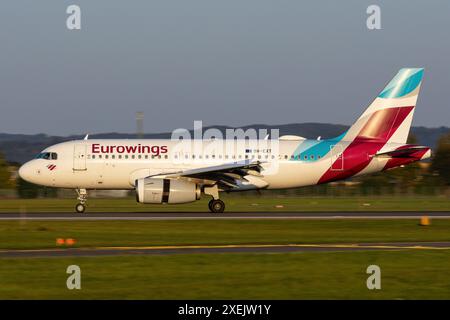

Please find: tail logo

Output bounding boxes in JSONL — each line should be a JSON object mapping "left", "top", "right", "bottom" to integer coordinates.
{"left": 318, "top": 68, "right": 424, "bottom": 184}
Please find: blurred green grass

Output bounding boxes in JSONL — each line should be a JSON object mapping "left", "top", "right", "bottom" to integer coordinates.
{"left": 1, "top": 250, "right": 449, "bottom": 299}
{"left": 1, "top": 219, "right": 450, "bottom": 250}
{"left": 1, "top": 195, "right": 450, "bottom": 212}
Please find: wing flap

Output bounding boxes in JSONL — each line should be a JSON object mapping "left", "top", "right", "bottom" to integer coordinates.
{"left": 147, "top": 160, "right": 265, "bottom": 190}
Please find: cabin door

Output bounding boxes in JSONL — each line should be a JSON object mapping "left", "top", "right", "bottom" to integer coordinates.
{"left": 73, "top": 144, "right": 87, "bottom": 171}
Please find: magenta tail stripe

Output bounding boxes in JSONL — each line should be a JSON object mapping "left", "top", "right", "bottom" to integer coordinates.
{"left": 318, "top": 106, "right": 414, "bottom": 184}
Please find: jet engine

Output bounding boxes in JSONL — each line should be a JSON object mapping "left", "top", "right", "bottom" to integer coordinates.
{"left": 135, "top": 178, "right": 201, "bottom": 204}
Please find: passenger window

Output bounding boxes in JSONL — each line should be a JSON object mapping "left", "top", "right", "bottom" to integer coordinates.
{"left": 118, "top": 155, "right": 122, "bottom": 159}
{"left": 92, "top": 155, "right": 96, "bottom": 159}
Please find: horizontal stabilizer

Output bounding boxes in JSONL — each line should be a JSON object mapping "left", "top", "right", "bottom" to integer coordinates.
{"left": 375, "top": 146, "right": 430, "bottom": 158}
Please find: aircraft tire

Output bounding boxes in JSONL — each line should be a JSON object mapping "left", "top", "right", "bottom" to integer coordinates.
{"left": 75, "top": 203, "right": 86, "bottom": 213}
{"left": 209, "top": 199, "right": 225, "bottom": 213}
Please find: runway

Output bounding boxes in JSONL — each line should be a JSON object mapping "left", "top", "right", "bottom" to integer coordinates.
{"left": 0, "top": 211, "right": 449, "bottom": 220}
{"left": 1, "top": 242, "right": 449, "bottom": 258}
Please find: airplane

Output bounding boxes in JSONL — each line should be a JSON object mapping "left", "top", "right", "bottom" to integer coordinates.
{"left": 18, "top": 68, "right": 431, "bottom": 213}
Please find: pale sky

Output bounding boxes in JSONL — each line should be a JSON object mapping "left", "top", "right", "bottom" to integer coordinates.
{"left": 0, "top": 0, "right": 449, "bottom": 135}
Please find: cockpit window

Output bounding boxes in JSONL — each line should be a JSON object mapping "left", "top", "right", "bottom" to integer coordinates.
{"left": 35, "top": 152, "right": 50, "bottom": 159}
{"left": 35, "top": 152, "right": 58, "bottom": 160}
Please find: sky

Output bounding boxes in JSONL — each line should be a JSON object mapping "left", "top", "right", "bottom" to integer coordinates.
{"left": 0, "top": 0, "right": 449, "bottom": 135}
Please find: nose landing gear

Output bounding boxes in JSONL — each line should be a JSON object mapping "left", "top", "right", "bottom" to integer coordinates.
{"left": 75, "top": 188, "right": 87, "bottom": 213}
{"left": 75, "top": 203, "right": 85, "bottom": 213}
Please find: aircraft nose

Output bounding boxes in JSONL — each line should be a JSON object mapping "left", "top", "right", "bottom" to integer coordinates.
{"left": 18, "top": 162, "right": 34, "bottom": 183}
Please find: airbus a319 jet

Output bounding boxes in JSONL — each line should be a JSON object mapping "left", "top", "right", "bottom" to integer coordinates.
{"left": 19, "top": 68, "right": 431, "bottom": 213}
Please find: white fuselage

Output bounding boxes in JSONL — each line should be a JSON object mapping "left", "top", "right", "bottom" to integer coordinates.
{"left": 18, "top": 138, "right": 391, "bottom": 191}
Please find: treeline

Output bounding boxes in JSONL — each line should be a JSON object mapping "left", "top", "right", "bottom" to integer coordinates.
{"left": 1, "top": 133, "right": 450, "bottom": 198}
{"left": 0, "top": 153, "right": 58, "bottom": 198}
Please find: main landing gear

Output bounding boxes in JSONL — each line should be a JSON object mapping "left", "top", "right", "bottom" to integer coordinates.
{"left": 208, "top": 199, "right": 225, "bottom": 213}
{"left": 204, "top": 185, "right": 225, "bottom": 213}
{"left": 75, "top": 188, "right": 87, "bottom": 213}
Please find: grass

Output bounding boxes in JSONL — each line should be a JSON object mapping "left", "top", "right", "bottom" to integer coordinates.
{"left": 0, "top": 250, "right": 449, "bottom": 299}
{"left": 1, "top": 218, "right": 449, "bottom": 299}
{"left": 0, "top": 219, "right": 450, "bottom": 250}
{"left": 0, "top": 195, "right": 449, "bottom": 213}
{"left": 1, "top": 196, "right": 449, "bottom": 300}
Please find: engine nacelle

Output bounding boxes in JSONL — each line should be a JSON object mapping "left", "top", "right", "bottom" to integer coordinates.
{"left": 135, "top": 178, "right": 201, "bottom": 204}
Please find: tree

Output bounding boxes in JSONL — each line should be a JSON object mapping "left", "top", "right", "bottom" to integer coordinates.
{"left": 16, "top": 177, "right": 40, "bottom": 198}
{"left": 384, "top": 134, "right": 423, "bottom": 194}
{"left": 0, "top": 152, "right": 12, "bottom": 189}
{"left": 431, "top": 132, "right": 450, "bottom": 185}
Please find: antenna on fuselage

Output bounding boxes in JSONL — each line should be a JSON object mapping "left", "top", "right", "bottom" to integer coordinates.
{"left": 317, "top": 136, "right": 321, "bottom": 141}
{"left": 84, "top": 134, "right": 89, "bottom": 140}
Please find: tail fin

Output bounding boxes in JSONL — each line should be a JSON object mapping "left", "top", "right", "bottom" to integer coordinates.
{"left": 345, "top": 68, "right": 424, "bottom": 144}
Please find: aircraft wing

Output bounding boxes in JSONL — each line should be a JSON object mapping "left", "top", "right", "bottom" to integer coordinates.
{"left": 375, "top": 146, "right": 430, "bottom": 158}
{"left": 149, "top": 160, "right": 265, "bottom": 190}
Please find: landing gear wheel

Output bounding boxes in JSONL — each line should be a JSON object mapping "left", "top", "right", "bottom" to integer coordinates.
{"left": 75, "top": 203, "right": 85, "bottom": 213}
{"left": 208, "top": 200, "right": 214, "bottom": 212}
{"left": 209, "top": 199, "right": 225, "bottom": 213}
{"left": 75, "top": 189, "right": 88, "bottom": 214}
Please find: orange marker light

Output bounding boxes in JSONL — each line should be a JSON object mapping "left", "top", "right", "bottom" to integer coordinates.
{"left": 420, "top": 216, "right": 430, "bottom": 226}
{"left": 66, "top": 238, "right": 76, "bottom": 246}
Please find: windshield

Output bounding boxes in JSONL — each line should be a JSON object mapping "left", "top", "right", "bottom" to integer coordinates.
{"left": 35, "top": 152, "right": 57, "bottom": 160}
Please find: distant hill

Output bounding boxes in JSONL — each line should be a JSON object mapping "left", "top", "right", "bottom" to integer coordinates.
{"left": 0, "top": 123, "right": 448, "bottom": 164}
